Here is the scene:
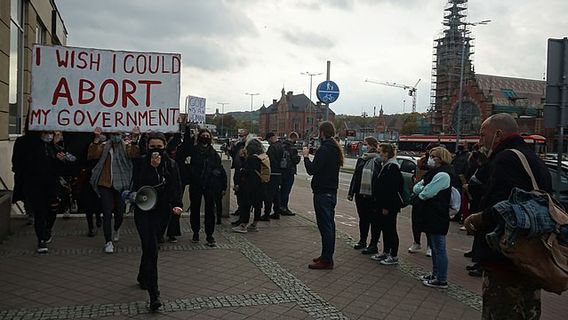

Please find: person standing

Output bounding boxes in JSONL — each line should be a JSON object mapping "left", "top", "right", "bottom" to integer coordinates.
{"left": 465, "top": 113, "right": 552, "bottom": 319}
{"left": 263, "top": 132, "right": 285, "bottom": 220}
{"left": 88, "top": 127, "right": 140, "bottom": 253}
{"left": 372, "top": 143, "right": 404, "bottom": 265}
{"left": 229, "top": 129, "right": 249, "bottom": 218}
{"left": 132, "top": 132, "right": 183, "bottom": 312}
{"left": 413, "top": 147, "right": 454, "bottom": 288}
{"left": 303, "top": 121, "right": 343, "bottom": 270}
{"left": 280, "top": 132, "right": 301, "bottom": 216}
{"left": 347, "top": 137, "right": 382, "bottom": 254}
{"left": 179, "top": 127, "right": 225, "bottom": 246}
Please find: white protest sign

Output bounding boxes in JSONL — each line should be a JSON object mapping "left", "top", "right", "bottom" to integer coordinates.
{"left": 185, "top": 95, "right": 206, "bottom": 124}
{"left": 30, "top": 44, "right": 181, "bottom": 132}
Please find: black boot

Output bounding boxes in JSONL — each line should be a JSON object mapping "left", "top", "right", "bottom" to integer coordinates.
{"left": 149, "top": 291, "right": 162, "bottom": 311}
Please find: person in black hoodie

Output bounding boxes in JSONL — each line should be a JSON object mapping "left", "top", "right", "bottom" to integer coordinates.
{"left": 280, "top": 132, "right": 302, "bottom": 216}
{"left": 303, "top": 121, "right": 343, "bottom": 270}
{"left": 179, "top": 127, "right": 225, "bottom": 246}
{"left": 347, "top": 137, "right": 382, "bottom": 254}
{"left": 413, "top": 147, "right": 454, "bottom": 289}
{"left": 465, "top": 113, "right": 551, "bottom": 319}
{"left": 263, "top": 132, "right": 285, "bottom": 220}
{"left": 132, "top": 132, "right": 183, "bottom": 312}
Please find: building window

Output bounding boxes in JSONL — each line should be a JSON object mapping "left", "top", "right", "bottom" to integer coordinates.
{"left": 9, "top": 0, "right": 24, "bottom": 134}
{"left": 36, "top": 18, "right": 47, "bottom": 44}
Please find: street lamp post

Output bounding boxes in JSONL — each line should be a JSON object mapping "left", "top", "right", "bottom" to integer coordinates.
{"left": 245, "top": 92, "right": 259, "bottom": 133}
{"left": 217, "top": 102, "right": 229, "bottom": 137}
{"left": 300, "top": 71, "right": 322, "bottom": 105}
{"left": 455, "top": 20, "right": 491, "bottom": 151}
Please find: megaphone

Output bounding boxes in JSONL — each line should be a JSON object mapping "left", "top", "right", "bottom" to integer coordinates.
{"left": 121, "top": 186, "right": 158, "bottom": 212}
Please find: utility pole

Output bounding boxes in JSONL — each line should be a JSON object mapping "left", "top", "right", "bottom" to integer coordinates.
{"left": 217, "top": 102, "right": 229, "bottom": 137}
{"left": 245, "top": 93, "right": 259, "bottom": 133}
{"left": 300, "top": 71, "right": 322, "bottom": 105}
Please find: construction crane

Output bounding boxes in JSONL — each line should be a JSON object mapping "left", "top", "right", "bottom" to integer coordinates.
{"left": 365, "top": 78, "right": 421, "bottom": 113}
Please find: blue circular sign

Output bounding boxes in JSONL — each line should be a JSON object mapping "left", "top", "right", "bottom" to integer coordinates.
{"left": 316, "top": 80, "right": 340, "bottom": 104}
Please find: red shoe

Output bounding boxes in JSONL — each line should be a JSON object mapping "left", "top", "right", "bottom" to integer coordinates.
{"left": 308, "top": 260, "right": 334, "bottom": 270}
{"left": 313, "top": 256, "right": 321, "bottom": 263}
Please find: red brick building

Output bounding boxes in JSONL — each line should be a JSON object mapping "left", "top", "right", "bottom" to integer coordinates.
{"left": 259, "top": 89, "right": 335, "bottom": 138}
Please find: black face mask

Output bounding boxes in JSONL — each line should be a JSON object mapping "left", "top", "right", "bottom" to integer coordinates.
{"left": 148, "top": 148, "right": 165, "bottom": 158}
{"left": 198, "top": 136, "right": 211, "bottom": 145}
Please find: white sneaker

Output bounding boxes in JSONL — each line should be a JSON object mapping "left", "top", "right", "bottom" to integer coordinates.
{"left": 232, "top": 225, "right": 248, "bottom": 233}
{"left": 380, "top": 256, "right": 399, "bottom": 265}
{"left": 104, "top": 241, "right": 114, "bottom": 254}
{"left": 426, "top": 247, "right": 432, "bottom": 257}
{"left": 113, "top": 229, "right": 120, "bottom": 242}
{"left": 370, "top": 252, "right": 388, "bottom": 261}
{"left": 408, "top": 243, "right": 421, "bottom": 253}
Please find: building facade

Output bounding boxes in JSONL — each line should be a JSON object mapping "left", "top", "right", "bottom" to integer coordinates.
{"left": 259, "top": 89, "right": 335, "bottom": 138}
{"left": 1, "top": 0, "right": 67, "bottom": 238}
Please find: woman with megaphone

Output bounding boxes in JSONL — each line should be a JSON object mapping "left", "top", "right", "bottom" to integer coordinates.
{"left": 131, "top": 132, "right": 183, "bottom": 312}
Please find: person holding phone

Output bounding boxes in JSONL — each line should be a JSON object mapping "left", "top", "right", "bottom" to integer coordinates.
{"left": 132, "top": 132, "right": 183, "bottom": 311}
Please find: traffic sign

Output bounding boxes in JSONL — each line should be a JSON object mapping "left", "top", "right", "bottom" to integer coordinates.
{"left": 316, "top": 80, "right": 340, "bottom": 104}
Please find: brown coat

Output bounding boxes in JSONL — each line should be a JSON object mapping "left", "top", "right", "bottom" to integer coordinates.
{"left": 87, "top": 142, "right": 139, "bottom": 188}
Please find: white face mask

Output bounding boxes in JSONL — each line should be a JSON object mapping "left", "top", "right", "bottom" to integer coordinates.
{"left": 427, "top": 157, "right": 436, "bottom": 168}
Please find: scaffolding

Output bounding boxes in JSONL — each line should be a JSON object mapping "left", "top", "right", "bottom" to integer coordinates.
{"left": 430, "top": 0, "right": 475, "bottom": 133}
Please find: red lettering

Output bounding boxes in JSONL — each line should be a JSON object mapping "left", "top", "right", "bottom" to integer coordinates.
{"left": 123, "top": 54, "right": 134, "bottom": 73}
{"left": 139, "top": 111, "right": 149, "bottom": 125}
{"left": 35, "top": 47, "right": 41, "bottom": 66}
{"left": 56, "top": 49, "right": 69, "bottom": 67}
{"left": 159, "top": 109, "right": 168, "bottom": 125}
{"left": 102, "top": 112, "right": 111, "bottom": 128}
{"left": 57, "top": 109, "right": 70, "bottom": 126}
{"left": 169, "top": 108, "right": 179, "bottom": 124}
{"left": 79, "top": 79, "right": 96, "bottom": 104}
{"left": 30, "top": 109, "right": 44, "bottom": 125}
{"left": 51, "top": 77, "right": 74, "bottom": 106}
{"left": 126, "top": 111, "right": 137, "bottom": 126}
{"left": 90, "top": 53, "right": 100, "bottom": 71}
{"left": 74, "top": 110, "right": 85, "bottom": 126}
{"left": 99, "top": 79, "right": 119, "bottom": 108}
{"left": 76, "top": 51, "right": 88, "bottom": 69}
{"left": 172, "top": 55, "right": 180, "bottom": 74}
{"left": 86, "top": 110, "right": 101, "bottom": 127}
{"left": 115, "top": 111, "right": 125, "bottom": 127}
{"left": 121, "top": 79, "right": 139, "bottom": 108}
{"left": 138, "top": 80, "right": 162, "bottom": 107}
{"left": 148, "top": 109, "right": 157, "bottom": 126}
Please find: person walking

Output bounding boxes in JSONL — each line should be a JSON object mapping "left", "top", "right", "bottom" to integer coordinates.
{"left": 88, "top": 127, "right": 140, "bottom": 253}
{"left": 347, "top": 137, "right": 382, "bottom": 255}
{"left": 465, "top": 113, "right": 552, "bottom": 319}
{"left": 303, "top": 121, "right": 343, "bottom": 270}
{"left": 179, "top": 127, "right": 225, "bottom": 247}
{"left": 280, "top": 132, "right": 301, "bottom": 216}
{"left": 132, "top": 132, "right": 183, "bottom": 311}
{"left": 413, "top": 147, "right": 454, "bottom": 288}
{"left": 372, "top": 143, "right": 404, "bottom": 265}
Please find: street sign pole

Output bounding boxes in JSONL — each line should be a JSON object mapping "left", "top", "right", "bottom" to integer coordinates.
{"left": 325, "top": 61, "right": 331, "bottom": 121}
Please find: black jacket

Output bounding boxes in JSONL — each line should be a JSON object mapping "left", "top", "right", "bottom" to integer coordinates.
{"left": 238, "top": 154, "right": 264, "bottom": 205}
{"left": 478, "top": 135, "right": 552, "bottom": 268}
{"left": 266, "top": 141, "right": 285, "bottom": 175}
{"left": 132, "top": 154, "right": 183, "bottom": 212}
{"left": 374, "top": 160, "right": 404, "bottom": 214}
{"left": 348, "top": 152, "right": 382, "bottom": 197}
{"left": 281, "top": 140, "right": 301, "bottom": 175}
{"left": 413, "top": 165, "right": 453, "bottom": 235}
{"left": 178, "top": 132, "right": 225, "bottom": 192}
{"left": 304, "top": 138, "right": 341, "bottom": 194}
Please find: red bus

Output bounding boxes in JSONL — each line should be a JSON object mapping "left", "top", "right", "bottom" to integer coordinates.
{"left": 397, "top": 134, "right": 546, "bottom": 156}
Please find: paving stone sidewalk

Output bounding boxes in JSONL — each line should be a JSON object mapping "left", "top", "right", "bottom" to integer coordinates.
{"left": 0, "top": 210, "right": 481, "bottom": 320}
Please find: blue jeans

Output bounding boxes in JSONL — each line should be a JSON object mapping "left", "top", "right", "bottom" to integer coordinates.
{"left": 427, "top": 234, "right": 448, "bottom": 282}
{"left": 280, "top": 173, "right": 295, "bottom": 210}
{"left": 313, "top": 193, "right": 337, "bottom": 263}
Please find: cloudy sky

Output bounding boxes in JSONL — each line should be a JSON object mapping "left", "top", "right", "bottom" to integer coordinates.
{"left": 55, "top": 0, "right": 568, "bottom": 116}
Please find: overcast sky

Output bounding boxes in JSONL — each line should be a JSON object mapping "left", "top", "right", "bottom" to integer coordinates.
{"left": 55, "top": 0, "right": 568, "bottom": 116}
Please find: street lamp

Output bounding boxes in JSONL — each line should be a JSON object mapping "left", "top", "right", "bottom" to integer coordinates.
{"left": 300, "top": 71, "right": 322, "bottom": 105}
{"left": 455, "top": 19, "right": 491, "bottom": 151}
{"left": 245, "top": 92, "right": 259, "bottom": 133}
{"left": 217, "top": 102, "right": 229, "bottom": 137}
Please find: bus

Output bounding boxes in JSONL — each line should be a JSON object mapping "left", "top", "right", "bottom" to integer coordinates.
{"left": 397, "top": 134, "right": 547, "bottom": 156}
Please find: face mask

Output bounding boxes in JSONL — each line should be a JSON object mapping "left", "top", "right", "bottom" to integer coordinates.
{"left": 198, "top": 136, "right": 211, "bottom": 145}
{"left": 111, "top": 135, "right": 122, "bottom": 143}
{"left": 427, "top": 157, "right": 436, "bottom": 168}
{"left": 361, "top": 145, "right": 368, "bottom": 153}
{"left": 148, "top": 148, "right": 165, "bottom": 158}
{"left": 41, "top": 133, "right": 53, "bottom": 143}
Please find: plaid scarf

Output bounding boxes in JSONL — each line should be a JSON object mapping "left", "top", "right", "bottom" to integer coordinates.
{"left": 90, "top": 141, "right": 133, "bottom": 195}
{"left": 359, "top": 152, "right": 379, "bottom": 196}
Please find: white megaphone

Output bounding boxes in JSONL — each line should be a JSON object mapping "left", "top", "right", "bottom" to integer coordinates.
{"left": 121, "top": 186, "right": 158, "bottom": 212}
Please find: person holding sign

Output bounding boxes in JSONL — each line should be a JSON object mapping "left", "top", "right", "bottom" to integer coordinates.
{"left": 132, "top": 132, "right": 183, "bottom": 312}
{"left": 88, "top": 127, "right": 140, "bottom": 253}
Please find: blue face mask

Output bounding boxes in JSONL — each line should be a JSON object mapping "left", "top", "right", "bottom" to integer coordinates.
{"left": 361, "top": 145, "right": 368, "bottom": 153}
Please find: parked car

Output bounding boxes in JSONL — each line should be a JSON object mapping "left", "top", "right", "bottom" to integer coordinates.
{"left": 544, "top": 160, "right": 568, "bottom": 208}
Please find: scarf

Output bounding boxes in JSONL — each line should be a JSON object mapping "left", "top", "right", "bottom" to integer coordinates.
{"left": 359, "top": 152, "right": 379, "bottom": 196}
{"left": 90, "top": 141, "right": 133, "bottom": 195}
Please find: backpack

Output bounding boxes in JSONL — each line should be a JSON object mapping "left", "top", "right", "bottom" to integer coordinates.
{"left": 496, "top": 149, "right": 568, "bottom": 294}
{"left": 398, "top": 172, "right": 413, "bottom": 208}
{"left": 449, "top": 186, "right": 461, "bottom": 217}
{"left": 254, "top": 154, "right": 271, "bottom": 183}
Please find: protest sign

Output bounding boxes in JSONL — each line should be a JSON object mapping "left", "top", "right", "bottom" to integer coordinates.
{"left": 30, "top": 44, "right": 181, "bottom": 132}
{"left": 185, "top": 95, "right": 206, "bottom": 124}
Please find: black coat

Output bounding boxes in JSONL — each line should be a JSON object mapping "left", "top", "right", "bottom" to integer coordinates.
{"left": 238, "top": 154, "right": 264, "bottom": 205}
{"left": 132, "top": 155, "right": 183, "bottom": 212}
{"left": 281, "top": 140, "right": 301, "bottom": 175}
{"left": 266, "top": 141, "right": 285, "bottom": 175}
{"left": 374, "top": 161, "right": 404, "bottom": 214}
{"left": 177, "top": 132, "right": 225, "bottom": 192}
{"left": 348, "top": 153, "right": 382, "bottom": 197}
{"left": 413, "top": 165, "right": 453, "bottom": 235}
{"left": 478, "top": 135, "right": 552, "bottom": 267}
{"left": 304, "top": 138, "right": 341, "bottom": 194}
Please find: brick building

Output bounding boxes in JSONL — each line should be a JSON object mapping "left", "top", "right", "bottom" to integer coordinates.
{"left": 259, "top": 88, "right": 335, "bottom": 138}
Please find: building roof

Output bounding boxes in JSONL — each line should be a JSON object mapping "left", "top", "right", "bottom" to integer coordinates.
{"left": 475, "top": 74, "right": 545, "bottom": 108}
{"left": 261, "top": 92, "right": 335, "bottom": 115}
